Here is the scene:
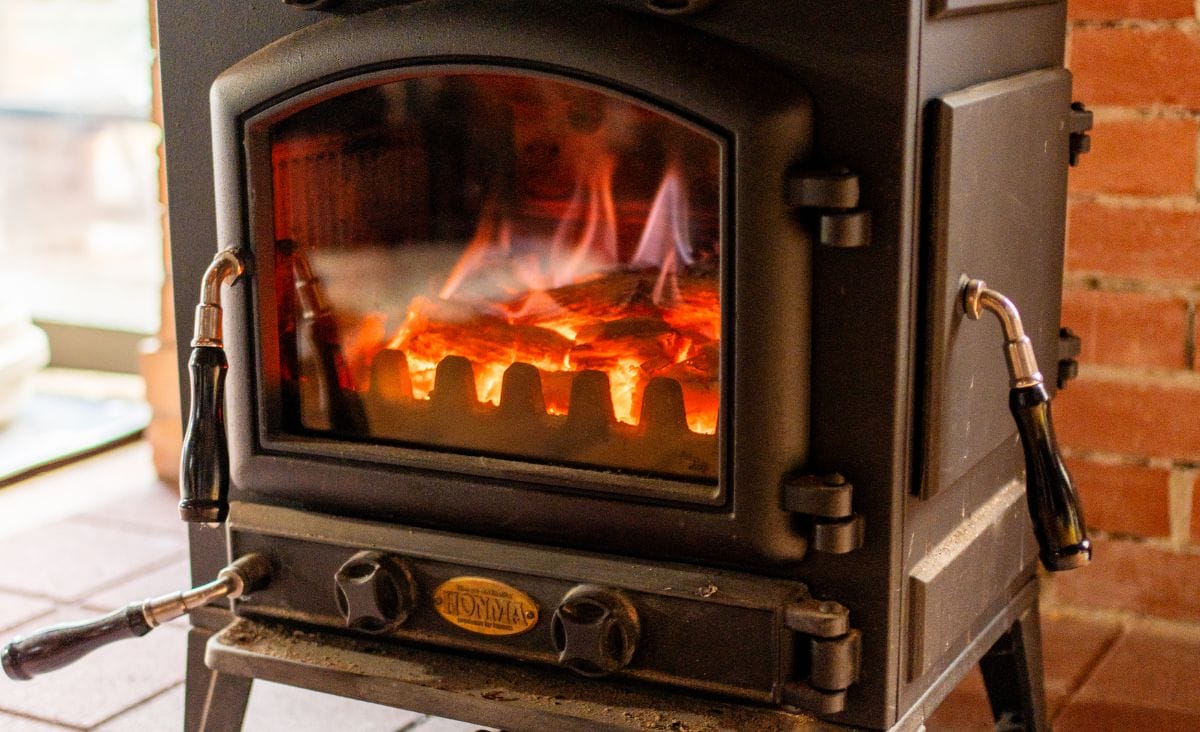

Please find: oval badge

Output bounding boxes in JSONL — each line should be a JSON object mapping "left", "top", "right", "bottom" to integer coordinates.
{"left": 433, "top": 576, "right": 539, "bottom": 636}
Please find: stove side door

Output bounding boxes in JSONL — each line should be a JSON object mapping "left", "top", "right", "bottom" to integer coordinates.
{"left": 920, "top": 68, "right": 1073, "bottom": 499}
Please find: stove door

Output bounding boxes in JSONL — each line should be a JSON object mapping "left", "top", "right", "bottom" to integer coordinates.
{"left": 210, "top": 1, "right": 814, "bottom": 566}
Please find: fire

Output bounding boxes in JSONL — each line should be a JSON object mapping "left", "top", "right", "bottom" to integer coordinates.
{"left": 374, "top": 159, "right": 719, "bottom": 435}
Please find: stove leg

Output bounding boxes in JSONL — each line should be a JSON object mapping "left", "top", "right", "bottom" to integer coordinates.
{"left": 979, "top": 600, "right": 1047, "bottom": 731}
{"left": 186, "top": 626, "right": 252, "bottom": 732}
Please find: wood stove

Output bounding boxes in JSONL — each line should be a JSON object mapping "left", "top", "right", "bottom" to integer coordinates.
{"left": 3, "top": 1, "right": 1094, "bottom": 729}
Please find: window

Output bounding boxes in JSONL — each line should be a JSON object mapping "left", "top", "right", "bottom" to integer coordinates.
{"left": 0, "top": 0, "right": 162, "bottom": 344}
{"left": 259, "top": 70, "right": 722, "bottom": 479}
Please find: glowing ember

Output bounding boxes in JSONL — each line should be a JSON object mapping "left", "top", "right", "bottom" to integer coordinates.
{"left": 374, "top": 161, "right": 720, "bottom": 435}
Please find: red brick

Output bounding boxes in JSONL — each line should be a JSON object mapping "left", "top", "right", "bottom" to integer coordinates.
{"left": 1055, "top": 376, "right": 1200, "bottom": 460}
{"left": 1065, "top": 458, "right": 1172, "bottom": 537}
{"left": 1191, "top": 472, "right": 1200, "bottom": 543}
{"left": 1056, "top": 620, "right": 1200, "bottom": 731}
{"left": 1066, "top": 200, "right": 1200, "bottom": 282}
{"left": 1045, "top": 537, "right": 1200, "bottom": 620}
{"left": 1067, "top": 117, "right": 1197, "bottom": 196}
{"left": 1061, "top": 289, "right": 1190, "bottom": 370}
{"left": 1071, "top": 26, "right": 1200, "bottom": 107}
{"left": 1067, "top": 0, "right": 1196, "bottom": 20}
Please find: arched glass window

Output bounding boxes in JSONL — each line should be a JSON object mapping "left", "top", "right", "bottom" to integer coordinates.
{"left": 266, "top": 70, "right": 722, "bottom": 480}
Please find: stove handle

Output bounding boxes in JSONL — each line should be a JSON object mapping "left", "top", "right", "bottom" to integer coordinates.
{"left": 961, "top": 279, "right": 1091, "bottom": 572}
{"left": 1, "top": 554, "right": 270, "bottom": 680}
{"left": 180, "top": 249, "right": 244, "bottom": 524}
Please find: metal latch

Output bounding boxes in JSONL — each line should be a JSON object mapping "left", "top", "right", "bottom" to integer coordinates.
{"left": 786, "top": 167, "right": 871, "bottom": 248}
{"left": 783, "top": 473, "right": 865, "bottom": 554}
{"left": 781, "top": 597, "right": 862, "bottom": 715}
{"left": 1069, "top": 102, "right": 1092, "bottom": 167}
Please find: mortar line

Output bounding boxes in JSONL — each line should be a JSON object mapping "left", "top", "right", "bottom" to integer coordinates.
{"left": 0, "top": 706, "right": 88, "bottom": 731}
{"left": 1067, "top": 191, "right": 1200, "bottom": 210}
{"left": 1059, "top": 446, "right": 1180, "bottom": 470}
{"left": 1061, "top": 273, "right": 1200, "bottom": 299}
{"left": 1084, "top": 105, "right": 1200, "bottom": 122}
{"left": 1067, "top": 526, "right": 1200, "bottom": 555}
{"left": 1070, "top": 17, "right": 1200, "bottom": 31}
{"left": 1169, "top": 466, "right": 1199, "bottom": 548}
{"left": 1072, "top": 362, "right": 1200, "bottom": 387}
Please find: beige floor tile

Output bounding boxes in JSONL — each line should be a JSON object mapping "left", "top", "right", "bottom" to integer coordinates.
{"left": 0, "top": 609, "right": 186, "bottom": 728}
{"left": 82, "top": 558, "right": 191, "bottom": 612}
{"left": 0, "top": 516, "right": 183, "bottom": 602}
{"left": 241, "top": 680, "right": 426, "bottom": 731}
{"left": 0, "top": 590, "right": 55, "bottom": 633}
{"left": 94, "top": 684, "right": 183, "bottom": 732}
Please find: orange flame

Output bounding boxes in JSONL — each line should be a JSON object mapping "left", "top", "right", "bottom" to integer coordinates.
{"left": 380, "top": 161, "right": 718, "bottom": 434}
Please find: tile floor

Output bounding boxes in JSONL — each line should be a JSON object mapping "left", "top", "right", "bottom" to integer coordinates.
{"left": 0, "top": 441, "right": 1198, "bottom": 730}
{"left": 0, "top": 443, "right": 486, "bottom": 731}
{"left": 927, "top": 609, "right": 1200, "bottom": 730}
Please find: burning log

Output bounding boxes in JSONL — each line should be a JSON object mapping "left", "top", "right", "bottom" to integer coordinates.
{"left": 568, "top": 317, "right": 687, "bottom": 374}
{"left": 524, "top": 272, "right": 665, "bottom": 320}
{"left": 575, "top": 316, "right": 673, "bottom": 342}
{"left": 393, "top": 297, "right": 575, "bottom": 371}
{"left": 369, "top": 268, "right": 719, "bottom": 434}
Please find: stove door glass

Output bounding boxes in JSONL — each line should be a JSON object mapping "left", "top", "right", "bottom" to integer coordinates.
{"left": 266, "top": 70, "right": 721, "bottom": 481}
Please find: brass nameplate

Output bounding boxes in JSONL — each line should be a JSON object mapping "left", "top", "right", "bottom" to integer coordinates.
{"left": 433, "top": 576, "right": 539, "bottom": 636}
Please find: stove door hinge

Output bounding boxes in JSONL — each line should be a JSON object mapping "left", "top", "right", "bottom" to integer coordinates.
{"left": 781, "top": 598, "right": 862, "bottom": 715}
{"left": 1069, "top": 102, "right": 1093, "bottom": 167}
{"left": 1057, "top": 327, "right": 1082, "bottom": 390}
{"left": 786, "top": 167, "right": 871, "bottom": 248}
{"left": 783, "top": 473, "right": 865, "bottom": 554}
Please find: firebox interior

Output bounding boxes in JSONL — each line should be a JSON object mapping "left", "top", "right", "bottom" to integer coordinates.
{"left": 264, "top": 70, "right": 722, "bottom": 480}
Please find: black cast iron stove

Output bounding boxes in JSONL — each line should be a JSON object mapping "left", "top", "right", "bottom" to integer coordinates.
{"left": 3, "top": 1, "right": 1094, "bottom": 729}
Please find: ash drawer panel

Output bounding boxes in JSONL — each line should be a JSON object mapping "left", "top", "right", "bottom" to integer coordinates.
{"left": 227, "top": 502, "right": 823, "bottom": 705}
{"left": 907, "top": 480, "right": 1037, "bottom": 678}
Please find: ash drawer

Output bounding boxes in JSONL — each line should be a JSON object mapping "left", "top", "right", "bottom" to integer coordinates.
{"left": 227, "top": 502, "right": 861, "bottom": 710}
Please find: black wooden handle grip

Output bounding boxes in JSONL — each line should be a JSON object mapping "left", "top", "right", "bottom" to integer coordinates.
{"left": 179, "top": 345, "right": 230, "bottom": 523}
{"left": 1010, "top": 384, "right": 1091, "bottom": 571}
{"left": 2, "top": 604, "right": 151, "bottom": 680}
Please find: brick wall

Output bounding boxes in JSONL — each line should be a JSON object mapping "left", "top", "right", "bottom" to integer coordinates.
{"left": 1046, "top": 0, "right": 1200, "bottom": 620}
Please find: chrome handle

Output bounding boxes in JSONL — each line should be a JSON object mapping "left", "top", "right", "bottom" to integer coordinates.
{"left": 2, "top": 554, "right": 271, "bottom": 680}
{"left": 179, "top": 249, "right": 244, "bottom": 524}
{"left": 961, "top": 278, "right": 1091, "bottom": 572}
